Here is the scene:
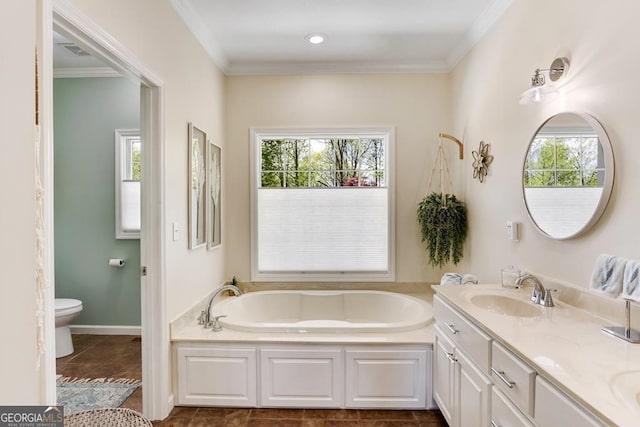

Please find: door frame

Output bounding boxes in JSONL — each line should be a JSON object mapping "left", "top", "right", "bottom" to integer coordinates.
{"left": 39, "top": 0, "right": 170, "bottom": 420}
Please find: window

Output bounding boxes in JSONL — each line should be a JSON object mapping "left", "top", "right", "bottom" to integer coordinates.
{"left": 115, "top": 129, "right": 141, "bottom": 239}
{"left": 250, "top": 127, "right": 395, "bottom": 281}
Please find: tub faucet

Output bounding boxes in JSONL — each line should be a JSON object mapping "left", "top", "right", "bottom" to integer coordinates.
{"left": 200, "top": 284, "right": 242, "bottom": 329}
{"left": 516, "top": 274, "right": 554, "bottom": 307}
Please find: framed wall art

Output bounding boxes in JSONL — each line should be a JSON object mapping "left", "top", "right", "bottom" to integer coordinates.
{"left": 207, "top": 140, "right": 221, "bottom": 249}
{"left": 188, "top": 123, "right": 207, "bottom": 249}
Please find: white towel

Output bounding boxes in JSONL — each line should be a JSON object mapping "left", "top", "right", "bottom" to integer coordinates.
{"left": 440, "top": 273, "right": 462, "bottom": 286}
{"left": 622, "top": 260, "right": 640, "bottom": 302}
{"left": 590, "top": 254, "right": 627, "bottom": 297}
{"left": 440, "top": 273, "right": 478, "bottom": 286}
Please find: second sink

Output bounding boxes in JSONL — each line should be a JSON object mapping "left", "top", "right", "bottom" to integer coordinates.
{"left": 470, "top": 294, "right": 543, "bottom": 318}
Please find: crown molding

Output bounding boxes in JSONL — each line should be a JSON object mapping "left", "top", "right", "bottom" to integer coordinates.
{"left": 168, "top": 0, "right": 229, "bottom": 71}
{"left": 225, "top": 60, "right": 450, "bottom": 76}
{"left": 446, "top": 0, "right": 515, "bottom": 69}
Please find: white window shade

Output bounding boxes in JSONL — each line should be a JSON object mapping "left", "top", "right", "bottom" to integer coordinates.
{"left": 257, "top": 188, "right": 389, "bottom": 272}
{"left": 121, "top": 181, "right": 141, "bottom": 232}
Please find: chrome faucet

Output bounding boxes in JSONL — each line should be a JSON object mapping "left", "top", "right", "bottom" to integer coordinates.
{"left": 516, "top": 274, "right": 555, "bottom": 307}
{"left": 199, "top": 284, "right": 243, "bottom": 329}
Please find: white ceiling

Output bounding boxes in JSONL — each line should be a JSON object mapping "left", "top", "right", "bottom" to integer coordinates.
{"left": 170, "top": 0, "right": 514, "bottom": 75}
{"left": 52, "top": 0, "right": 514, "bottom": 76}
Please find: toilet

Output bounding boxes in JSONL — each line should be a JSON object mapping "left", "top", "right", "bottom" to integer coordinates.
{"left": 55, "top": 298, "right": 83, "bottom": 358}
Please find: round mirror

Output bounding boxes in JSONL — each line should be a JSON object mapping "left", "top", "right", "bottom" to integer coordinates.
{"left": 522, "top": 112, "right": 614, "bottom": 239}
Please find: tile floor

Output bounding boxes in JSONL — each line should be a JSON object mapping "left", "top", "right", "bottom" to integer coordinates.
{"left": 57, "top": 335, "right": 448, "bottom": 426}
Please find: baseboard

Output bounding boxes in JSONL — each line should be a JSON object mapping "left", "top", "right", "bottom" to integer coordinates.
{"left": 70, "top": 325, "right": 141, "bottom": 336}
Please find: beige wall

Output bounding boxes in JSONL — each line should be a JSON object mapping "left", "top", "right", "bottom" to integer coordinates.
{"left": 66, "top": 0, "right": 227, "bottom": 320}
{"left": 0, "top": 0, "right": 38, "bottom": 404}
{"left": 225, "top": 74, "right": 459, "bottom": 283}
{"left": 451, "top": 0, "right": 640, "bottom": 287}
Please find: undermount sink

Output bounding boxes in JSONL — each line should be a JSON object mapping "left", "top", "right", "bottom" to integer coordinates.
{"left": 469, "top": 294, "right": 543, "bottom": 318}
{"left": 610, "top": 370, "right": 640, "bottom": 412}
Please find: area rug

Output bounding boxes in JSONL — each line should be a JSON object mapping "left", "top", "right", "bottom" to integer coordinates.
{"left": 56, "top": 377, "right": 141, "bottom": 415}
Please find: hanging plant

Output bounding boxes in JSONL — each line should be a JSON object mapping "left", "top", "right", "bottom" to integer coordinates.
{"left": 417, "top": 192, "right": 468, "bottom": 268}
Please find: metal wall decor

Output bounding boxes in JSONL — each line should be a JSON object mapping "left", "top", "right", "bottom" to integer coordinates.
{"left": 472, "top": 141, "right": 493, "bottom": 183}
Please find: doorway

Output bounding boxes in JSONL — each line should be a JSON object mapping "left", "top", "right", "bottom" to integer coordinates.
{"left": 39, "top": 1, "right": 170, "bottom": 420}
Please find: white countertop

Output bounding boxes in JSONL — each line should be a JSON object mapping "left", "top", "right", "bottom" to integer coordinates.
{"left": 433, "top": 284, "right": 640, "bottom": 427}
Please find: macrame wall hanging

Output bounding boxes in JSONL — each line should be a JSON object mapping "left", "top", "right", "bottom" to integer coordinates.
{"left": 416, "top": 133, "right": 468, "bottom": 268}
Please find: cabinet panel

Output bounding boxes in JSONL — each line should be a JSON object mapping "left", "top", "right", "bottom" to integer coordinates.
{"left": 176, "top": 346, "right": 257, "bottom": 406}
{"left": 345, "top": 348, "right": 428, "bottom": 408}
{"left": 434, "top": 295, "right": 492, "bottom": 374}
{"left": 491, "top": 388, "right": 534, "bottom": 427}
{"left": 433, "top": 327, "right": 456, "bottom": 426}
{"left": 534, "top": 377, "right": 606, "bottom": 427}
{"left": 491, "top": 341, "right": 536, "bottom": 416}
{"left": 260, "top": 348, "right": 343, "bottom": 407}
{"left": 457, "top": 349, "right": 492, "bottom": 427}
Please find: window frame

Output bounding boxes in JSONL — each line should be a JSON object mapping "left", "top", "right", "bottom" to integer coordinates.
{"left": 250, "top": 127, "right": 396, "bottom": 282}
{"left": 115, "top": 128, "right": 141, "bottom": 239}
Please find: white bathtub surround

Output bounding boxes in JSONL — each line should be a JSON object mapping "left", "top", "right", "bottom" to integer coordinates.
{"left": 213, "top": 290, "right": 432, "bottom": 333}
{"left": 171, "top": 287, "right": 436, "bottom": 410}
{"left": 589, "top": 254, "right": 627, "bottom": 297}
{"left": 433, "top": 283, "right": 640, "bottom": 427}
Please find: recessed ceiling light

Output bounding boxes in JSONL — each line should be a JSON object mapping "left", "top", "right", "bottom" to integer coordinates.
{"left": 305, "top": 33, "right": 327, "bottom": 45}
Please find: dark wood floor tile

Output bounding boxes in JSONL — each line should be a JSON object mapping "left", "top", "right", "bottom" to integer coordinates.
{"left": 302, "top": 420, "right": 360, "bottom": 427}
{"left": 358, "top": 410, "right": 417, "bottom": 420}
{"left": 152, "top": 416, "right": 193, "bottom": 426}
{"left": 250, "top": 408, "right": 306, "bottom": 419}
{"left": 247, "top": 419, "right": 302, "bottom": 427}
{"left": 411, "top": 411, "right": 445, "bottom": 422}
{"left": 359, "top": 421, "right": 419, "bottom": 427}
{"left": 304, "top": 409, "right": 359, "bottom": 420}
{"left": 168, "top": 406, "right": 198, "bottom": 418}
{"left": 187, "top": 419, "right": 230, "bottom": 427}
{"left": 120, "top": 386, "right": 143, "bottom": 412}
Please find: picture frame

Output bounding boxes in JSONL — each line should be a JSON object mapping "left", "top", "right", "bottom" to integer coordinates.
{"left": 188, "top": 123, "right": 207, "bottom": 249}
{"left": 207, "top": 140, "right": 222, "bottom": 249}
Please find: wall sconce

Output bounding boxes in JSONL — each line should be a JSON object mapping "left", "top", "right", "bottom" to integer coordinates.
{"left": 519, "top": 57, "right": 570, "bottom": 105}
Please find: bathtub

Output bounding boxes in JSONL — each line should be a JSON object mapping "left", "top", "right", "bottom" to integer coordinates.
{"left": 213, "top": 290, "right": 433, "bottom": 333}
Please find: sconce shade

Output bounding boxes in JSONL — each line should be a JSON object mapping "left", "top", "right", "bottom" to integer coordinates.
{"left": 519, "top": 57, "right": 569, "bottom": 105}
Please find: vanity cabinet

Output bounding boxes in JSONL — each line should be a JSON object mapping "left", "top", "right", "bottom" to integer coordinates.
{"left": 491, "top": 341, "right": 536, "bottom": 417}
{"left": 433, "top": 329, "right": 456, "bottom": 424}
{"left": 491, "top": 388, "right": 534, "bottom": 427}
{"left": 434, "top": 292, "right": 608, "bottom": 427}
{"left": 534, "top": 377, "right": 605, "bottom": 427}
{"left": 433, "top": 295, "right": 492, "bottom": 427}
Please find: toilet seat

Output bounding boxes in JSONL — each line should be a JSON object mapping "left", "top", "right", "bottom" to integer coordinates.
{"left": 55, "top": 298, "right": 83, "bottom": 316}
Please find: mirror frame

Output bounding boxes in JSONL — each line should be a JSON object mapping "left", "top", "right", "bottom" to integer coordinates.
{"left": 522, "top": 112, "right": 615, "bottom": 240}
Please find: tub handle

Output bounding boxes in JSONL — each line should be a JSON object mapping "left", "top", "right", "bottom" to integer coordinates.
{"left": 211, "top": 315, "right": 227, "bottom": 332}
{"left": 445, "top": 323, "right": 459, "bottom": 334}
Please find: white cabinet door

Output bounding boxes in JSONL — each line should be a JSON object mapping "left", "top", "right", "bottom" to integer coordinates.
{"left": 457, "top": 349, "right": 492, "bottom": 427}
{"left": 176, "top": 346, "right": 257, "bottom": 407}
{"left": 534, "top": 377, "right": 606, "bottom": 427}
{"left": 345, "top": 348, "right": 428, "bottom": 409}
{"left": 260, "top": 348, "right": 343, "bottom": 408}
{"left": 434, "top": 328, "right": 457, "bottom": 426}
{"left": 491, "top": 388, "right": 534, "bottom": 427}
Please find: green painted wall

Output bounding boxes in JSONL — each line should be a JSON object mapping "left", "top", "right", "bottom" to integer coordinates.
{"left": 54, "top": 77, "right": 140, "bottom": 326}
